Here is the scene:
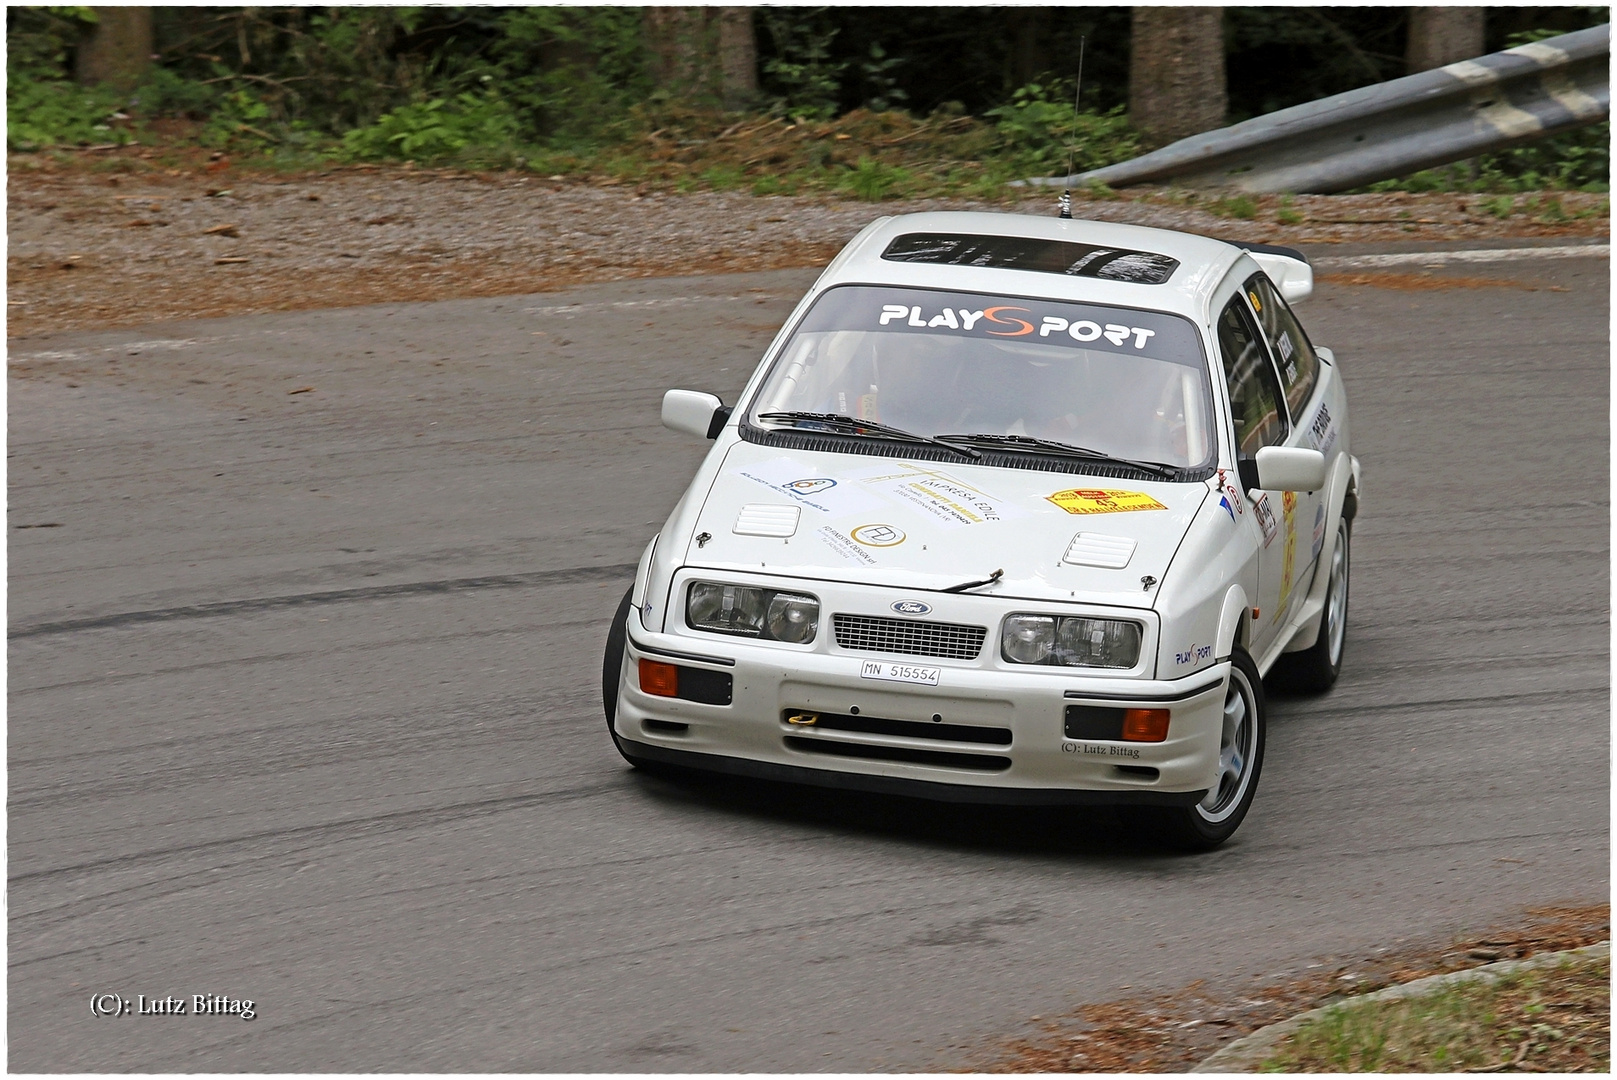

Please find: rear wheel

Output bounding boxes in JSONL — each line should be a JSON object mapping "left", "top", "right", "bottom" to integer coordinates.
{"left": 1272, "top": 518, "right": 1350, "bottom": 692}
{"left": 1133, "top": 647, "right": 1266, "bottom": 851}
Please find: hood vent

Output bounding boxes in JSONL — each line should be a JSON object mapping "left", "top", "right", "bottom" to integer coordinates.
{"left": 1063, "top": 532, "right": 1136, "bottom": 569}
{"left": 734, "top": 504, "right": 800, "bottom": 537}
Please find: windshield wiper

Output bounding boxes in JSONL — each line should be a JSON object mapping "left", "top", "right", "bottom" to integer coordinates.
{"left": 757, "top": 411, "right": 981, "bottom": 459}
{"left": 931, "top": 433, "right": 1178, "bottom": 479}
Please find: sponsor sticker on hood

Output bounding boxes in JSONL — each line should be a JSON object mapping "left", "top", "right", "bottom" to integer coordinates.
{"left": 1045, "top": 488, "right": 1169, "bottom": 515}
{"left": 848, "top": 463, "right": 1022, "bottom": 529}
{"left": 736, "top": 457, "right": 883, "bottom": 516}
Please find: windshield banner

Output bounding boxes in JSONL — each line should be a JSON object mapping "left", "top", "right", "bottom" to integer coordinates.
{"left": 797, "top": 286, "right": 1203, "bottom": 364}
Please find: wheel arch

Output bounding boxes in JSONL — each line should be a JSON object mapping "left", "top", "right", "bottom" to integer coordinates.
{"left": 1216, "top": 584, "right": 1251, "bottom": 659}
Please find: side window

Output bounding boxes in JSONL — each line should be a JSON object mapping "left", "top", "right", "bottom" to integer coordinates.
{"left": 1217, "top": 297, "right": 1288, "bottom": 458}
{"left": 1245, "top": 273, "right": 1318, "bottom": 417}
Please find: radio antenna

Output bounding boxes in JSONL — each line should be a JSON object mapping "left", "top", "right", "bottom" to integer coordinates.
{"left": 1059, "top": 35, "right": 1085, "bottom": 219}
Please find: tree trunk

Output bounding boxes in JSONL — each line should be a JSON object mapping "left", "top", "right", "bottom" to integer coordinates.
{"left": 1006, "top": 7, "right": 1053, "bottom": 91}
{"left": 1129, "top": 7, "right": 1227, "bottom": 150}
{"left": 1406, "top": 7, "right": 1486, "bottom": 73}
{"left": 643, "top": 7, "right": 716, "bottom": 99}
{"left": 75, "top": 6, "right": 153, "bottom": 90}
{"left": 718, "top": 8, "right": 758, "bottom": 111}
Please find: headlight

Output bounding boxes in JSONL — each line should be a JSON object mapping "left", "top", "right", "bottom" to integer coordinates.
{"left": 687, "top": 582, "right": 818, "bottom": 644}
{"left": 1002, "top": 614, "right": 1141, "bottom": 669}
{"left": 1002, "top": 615, "right": 1055, "bottom": 664}
{"left": 766, "top": 593, "right": 819, "bottom": 643}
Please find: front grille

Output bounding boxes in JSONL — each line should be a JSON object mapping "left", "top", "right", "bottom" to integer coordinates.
{"left": 832, "top": 614, "right": 987, "bottom": 660}
{"left": 784, "top": 736, "right": 1009, "bottom": 772}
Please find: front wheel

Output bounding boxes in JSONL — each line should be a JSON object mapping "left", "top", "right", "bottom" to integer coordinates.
{"left": 602, "top": 587, "right": 640, "bottom": 766}
{"left": 1131, "top": 647, "right": 1266, "bottom": 851}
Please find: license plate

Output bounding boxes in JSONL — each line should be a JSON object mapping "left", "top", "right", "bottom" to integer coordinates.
{"left": 859, "top": 660, "right": 941, "bottom": 686}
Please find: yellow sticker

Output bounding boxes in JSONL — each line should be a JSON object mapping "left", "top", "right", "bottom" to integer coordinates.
{"left": 1279, "top": 491, "right": 1299, "bottom": 602}
{"left": 1046, "top": 488, "right": 1168, "bottom": 515}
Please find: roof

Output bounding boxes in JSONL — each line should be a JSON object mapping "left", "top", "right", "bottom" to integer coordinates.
{"left": 816, "top": 211, "right": 1249, "bottom": 320}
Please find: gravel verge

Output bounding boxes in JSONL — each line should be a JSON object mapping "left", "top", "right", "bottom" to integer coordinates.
{"left": 8, "top": 155, "right": 1608, "bottom": 339}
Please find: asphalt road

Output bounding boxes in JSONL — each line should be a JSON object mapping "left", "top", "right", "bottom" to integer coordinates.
{"left": 9, "top": 244, "right": 1608, "bottom": 1071}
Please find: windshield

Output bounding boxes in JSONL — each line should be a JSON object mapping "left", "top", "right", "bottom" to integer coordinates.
{"left": 748, "top": 285, "right": 1214, "bottom": 470}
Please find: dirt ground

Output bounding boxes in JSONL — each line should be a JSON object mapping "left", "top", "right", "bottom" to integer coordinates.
{"left": 8, "top": 149, "right": 1608, "bottom": 340}
{"left": 979, "top": 904, "right": 1610, "bottom": 1073}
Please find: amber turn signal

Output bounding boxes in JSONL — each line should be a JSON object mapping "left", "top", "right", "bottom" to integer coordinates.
{"left": 638, "top": 658, "right": 679, "bottom": 698}
{"left": 1121, "top": 708, "right": 1170, "bottom": 742}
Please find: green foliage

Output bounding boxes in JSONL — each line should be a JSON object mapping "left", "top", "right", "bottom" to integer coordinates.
{"left": 341, "top": 90, "right": 521, "bottom": 162}
{"left": 6, "top": 77, "right": 127, "bottom": 149}
{"left": 857, "top": 43, "right": 906, "bottom": 112}
{"left": 1211, "top": 194, "right": 1260, "bottom": 220}
{"left": 5, "top": 5, "right": 1605, "bottom": 199}
{"left": 841, "top": 156, "right": 910, "bottom": 200}
{"left": 760, "top": 8, "right": 846, "bottom": 120}
{"left": 985, "top": 81, "right": 1139, "bottom": 175}
{"left": 6, "top": 5, "right": 126, "bottom": 149}
{"left": 487, "top": 6, "right": 648, "bottom": 140}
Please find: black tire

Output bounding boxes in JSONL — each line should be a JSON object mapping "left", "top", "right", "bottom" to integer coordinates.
{"left": 602, "top": 586, "right": 641, "bottom": 767}
{"left": 1271, "top": 517, "right": 1350, "bottom": 693}
{"left": 1131, "top": 646, "right": 1266, "bottom": 851}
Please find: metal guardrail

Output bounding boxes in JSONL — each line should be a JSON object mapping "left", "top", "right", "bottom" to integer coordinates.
{"left": 1030, "top": 24, "right": 1609, "bottom": 195}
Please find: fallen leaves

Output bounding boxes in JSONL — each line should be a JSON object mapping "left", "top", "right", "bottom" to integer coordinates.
{"left": 202, "top": 223, "right": 240, "bottom": 237}
{"left": 1318, "top": 271, "right": 1540, "bottom": 291}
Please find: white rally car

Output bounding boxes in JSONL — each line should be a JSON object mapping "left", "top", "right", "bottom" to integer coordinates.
{"left": 603, "top": 211, "right": 1358, "bottom": 848}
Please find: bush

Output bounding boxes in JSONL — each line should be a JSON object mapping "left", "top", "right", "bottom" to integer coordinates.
{"left": 841, "top": 156, "right": 911, "bottom": 200}
{"left": 341, "top": 90, "right": 522, "bottom": 161}
{"left": 985, "top": 81, "right": 1139, "bottom": 176}
{"left": 7, "top": 78, "right": 129, "bottom": 150}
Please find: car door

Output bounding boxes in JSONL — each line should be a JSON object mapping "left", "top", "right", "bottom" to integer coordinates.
{"left": 1241, "top": 272, "right": 1327, "bottom": 629}
{"left": 1214, "top": 293, "right": 1293, "bottom": 660}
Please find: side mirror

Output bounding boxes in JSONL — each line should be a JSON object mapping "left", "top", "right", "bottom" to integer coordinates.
{"left": 1254, "top": 445, "right": 1327, "bottom": 492}
{"left": 1247, "top": 251, "right": 1314, "bottom": 303}
{"left": 661, "top": 389, "right": 731, "bottom": 439}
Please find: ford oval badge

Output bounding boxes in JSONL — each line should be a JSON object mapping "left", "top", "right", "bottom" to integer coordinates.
{"left": 891, "top": 599, "right": 931, "bottom": 616}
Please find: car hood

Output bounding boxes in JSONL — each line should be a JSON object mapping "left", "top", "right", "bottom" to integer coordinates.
{"left": 681, "top": 440, "right": 1218, "bottom": 609}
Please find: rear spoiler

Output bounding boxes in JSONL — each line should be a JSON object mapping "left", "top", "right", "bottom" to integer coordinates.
{"left": 1226, "top": 240, "right": 1313, "bottom": 303}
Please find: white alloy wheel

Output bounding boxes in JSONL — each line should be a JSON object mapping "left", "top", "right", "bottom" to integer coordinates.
{"left": 1132, "top": 647, "right": 1266, "bottom": 850}
{"left": 1196, "top": 663, "right": 1259, "bottom": 824}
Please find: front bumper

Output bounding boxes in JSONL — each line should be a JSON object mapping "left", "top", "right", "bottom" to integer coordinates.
{"left": 615, "top": 605, "right": 1224, "bottom": 806}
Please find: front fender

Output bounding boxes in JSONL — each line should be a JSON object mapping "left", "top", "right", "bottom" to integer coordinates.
{"left": 1155, "top": 489, "right": 1258, "bottom": 678}
{"left": 1217, "top": 585, "right": 1251, "bottom": 659}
